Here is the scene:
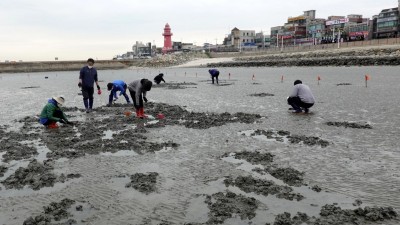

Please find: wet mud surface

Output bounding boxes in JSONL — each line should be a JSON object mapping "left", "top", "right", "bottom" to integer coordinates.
{"left": 125, "top": 172, "right": 159, "bottom": 194}
{"left": 205, "top": 191, "right": 259, "bottom": 224}
{"left": 249, "top": 93, "right": 275, "bottom": 97}
{"left": 326, "top": 121, "right": 373, "bottom": 129}
{"left": 1, "top": 159, "right": 80, "bottom": 190}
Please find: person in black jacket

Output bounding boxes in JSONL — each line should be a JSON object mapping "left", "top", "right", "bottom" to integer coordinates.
{"left": 153, "top": 73, "right": 166, "bottom": 84}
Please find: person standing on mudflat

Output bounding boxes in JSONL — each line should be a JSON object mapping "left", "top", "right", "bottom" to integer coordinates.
{"left": 78, "top": 58, "right": 101, "bottom": 113}
{"left": 287, "top": 80, "right": 315, "bottom": 113}
{"left": 128, "top": 79, "right": 152, "bottom": 118}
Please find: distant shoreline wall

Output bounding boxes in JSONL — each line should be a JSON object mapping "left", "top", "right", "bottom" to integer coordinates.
{"left": 0, "top": 60, "right": 141, "bottom": 73}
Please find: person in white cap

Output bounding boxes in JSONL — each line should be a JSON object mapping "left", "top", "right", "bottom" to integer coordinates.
{"left": 39, "top": 96, "right": 72, "bottom": 128}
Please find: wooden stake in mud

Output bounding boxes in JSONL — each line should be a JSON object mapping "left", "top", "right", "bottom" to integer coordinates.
{"left": 252, "top": 74, "right": 255, "bottom": 80}
{"left": 229, "top": 73, "right": 231, "bottom": 79}
{"left": 196, "top": 72, "right": 197, "bottom": 77}
{"left": 281, "top": 75, "right": 284, "bottom": 83}
{"left": 317, "top": 75, "right": 321, "bottom": 85}
{"left": 185, "top": 72, "right": 186, "bottom": 77}
{"left": 365, "top": 74, "right": 370, "bottom": 88}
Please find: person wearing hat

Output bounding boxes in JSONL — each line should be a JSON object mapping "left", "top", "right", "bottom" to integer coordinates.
{"left": 106, "top": 80, "right": 131, "bottom": 106}
{"left": 287, "top": 80, "right": 315, "bottom": 113}
{"left": 153, "top": 73, "right": 166, "bottom": 85}
{"left": 39, "top": 96, "right": 72, "bottom": 128}
{"left": 208, "top": 69, "right": 220, "bottom": 84}
{"left": 127, "top": 79, "right": 153, "bottom": 118}
{"left": 78, "top": 58, "right": 101, "bottom": 113}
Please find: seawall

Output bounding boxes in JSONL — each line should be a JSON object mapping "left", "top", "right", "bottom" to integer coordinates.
{"left": 0, "top": 60, "right": 141, "bottom": 73}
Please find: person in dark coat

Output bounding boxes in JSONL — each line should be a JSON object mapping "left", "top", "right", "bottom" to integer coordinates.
{"left": 78, "top": 58, "right": 101, "bottom": 113}
{"left": 208, "top": 69, "right": 220, "bottom": 84}
{"left": 154, "top": 73, "right": 166, "bottom": 84}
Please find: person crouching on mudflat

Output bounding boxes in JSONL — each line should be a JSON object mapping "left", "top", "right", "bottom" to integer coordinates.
{"left": 153, "top": 73, "right": 166, "bottom": 84}
{"left": 287, "top": 80, "right": 315, "bottom": 113}
{"left": 39, "top": 96, "right": 72, "bottom": 128}
{"left": 128, "top": 79, "right": 153, "bottom": 118}
{"left": 106, "top": 80, "right": 131, "bottom": 106}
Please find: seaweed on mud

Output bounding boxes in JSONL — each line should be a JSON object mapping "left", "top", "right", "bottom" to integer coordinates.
{"left": 249, "top": 93, "right": 275, "bottom": 97}
{"left": 0, "top": 134, "right": 38, "bottom": 162}
{"left": 270, "top": 205, "right": 398, "bottom": 225}
{"left": 266, "top": 167, "right": 305, "bottom": 187}
{"left": 287, "top": 135, "right": 330, "bottom": 148}
{"left": 224, "top": 176, "right": 304, "bottom": 201}
{"left": 336, "top": 83, "right": 352, "bottom": 86}
{"left": 153, "top": 82, "right": 197, "bottom": 89}
{"left": 326, "top": 121, "right": 372, "bottom": 129}
{"left": 205, "top": 191, "right": 259, "bottom": 224}
{"left": 23, "top": 198, "right": 76, "bottom": 225}
{"left": 1, "top": 159, "right": 80, "bottom": 190}
{"left": 0, "top": 165, "right": 7, "bottom": 177}
{"left": 223, "top": 151, "right": 274, "bottom": 165}
{"left": 125, "top": 172, "right": 159, "bottom": 194}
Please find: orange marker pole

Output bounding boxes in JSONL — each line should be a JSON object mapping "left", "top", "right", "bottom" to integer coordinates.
{"left": 252, "top": 74, "right": 255, "bottom": 80}
{"left": 229, "top": 73, "right": 231, "bottom": 79}
{"left": 365, "top": 74, "right": 370, "bottom": 88}
{"left": 317, "top": 75, "right": 321, "bottom": 85}
{"left": 281, "top": 75, "right": 284, "bottom": 83}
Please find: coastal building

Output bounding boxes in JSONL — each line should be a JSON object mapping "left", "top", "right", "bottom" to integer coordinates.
{"left": 270, "top": 26, "right": 284, "bottom": 48}
{"left": 307, "top": 19, "right": 326, "bottom": 44}
{"left": 375, "top": 7, "right": 399, "bottom": 38}
{"left": 255, "top": 32, "right": 270, "bottom": 48}
{"left": 225, "top": 27, "right": 256, "bottom": 50}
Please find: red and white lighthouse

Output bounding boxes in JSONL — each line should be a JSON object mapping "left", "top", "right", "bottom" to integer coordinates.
{"left": 162, "top": 23, "right": 173, "bottom": 54}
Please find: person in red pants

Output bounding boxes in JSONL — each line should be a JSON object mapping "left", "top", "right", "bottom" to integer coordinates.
{"left": 127, "top": 79, "right": 152, "bottom": 118}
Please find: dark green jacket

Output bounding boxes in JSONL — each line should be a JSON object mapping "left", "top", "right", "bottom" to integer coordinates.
{"left": 39, "top": 99, "right": 68, "bottom": 124}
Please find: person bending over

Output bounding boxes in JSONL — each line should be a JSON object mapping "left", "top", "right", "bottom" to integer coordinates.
{"left": 106, "top": 80, "right": 131, "bottom": 106}
{"left": 154, "top": 73, "right": 166, "bottom": 84}
{"left": 128, "top": 79, "right": 153, "bottom": 118}
{"left": 208, "top": 69, "right": 220, "bottom": 84}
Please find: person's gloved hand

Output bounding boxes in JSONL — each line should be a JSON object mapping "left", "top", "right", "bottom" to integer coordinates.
{"left": 97, "top": 85, "right": 101, "bottom": 90}
{"left": 143, "top": 97, "right": 148, "bottom": 103}
{"left": 78, "top": 82, "right": 82, "bottom": 88}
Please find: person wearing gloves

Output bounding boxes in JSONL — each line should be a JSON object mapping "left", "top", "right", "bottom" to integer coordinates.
{"left": 78, "top": 58, "right": 101, "bottom": 113}
{"left": 208, "top": 69, "right": 220, "bottom": 84}
{"left": 128, "top": 79, "right": 153, "bottom": 118}
{"left": 39, "top": 96, "right": 72, "bottom": 129}
{"left": 287, "top": 80, "right": 315, "bottom": 113}
{"left": 153, "top": 73, "right": 166, "bottom": 85}
{"left": 106, "top": 80, "right": 131, "bottom": 106}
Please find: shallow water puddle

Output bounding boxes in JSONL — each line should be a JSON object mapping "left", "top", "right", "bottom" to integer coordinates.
{"left": 185, "top": 195, "right": 209, "bottom": 223}
{"left": 239, "top": 129, "right": 289, "bottom": 144}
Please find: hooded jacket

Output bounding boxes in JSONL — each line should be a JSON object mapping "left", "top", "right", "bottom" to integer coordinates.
{"left": 39, "top": 99, "right": 68, "bottom": 124}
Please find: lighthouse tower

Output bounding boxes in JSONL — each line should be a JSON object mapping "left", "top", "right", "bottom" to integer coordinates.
{"left": 162, "top": 23, "right": 173, "bottom": 54}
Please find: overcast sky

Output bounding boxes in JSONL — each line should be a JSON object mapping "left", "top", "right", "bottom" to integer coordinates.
{"left": 0, "top": 0, "right": 397, "bottom": 61}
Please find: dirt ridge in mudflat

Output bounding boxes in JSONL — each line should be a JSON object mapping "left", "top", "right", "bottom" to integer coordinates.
{"left": 326, "top": 121, "right": 373, "bottom": 129}
{"left": 125, "top": 172, "right": 159, "bottom": 194}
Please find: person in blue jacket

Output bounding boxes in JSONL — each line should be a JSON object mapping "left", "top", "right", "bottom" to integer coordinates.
{"left": 78, "top": 58, "right": 101, "bottom": 113}
{"left": 106, "top": 80, "right": 131, "bottom": 106}
{"left": 208, "top": 69, "right": 220, "bottom": 84}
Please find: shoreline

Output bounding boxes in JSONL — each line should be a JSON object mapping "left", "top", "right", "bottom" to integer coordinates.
{"left": 2, "top": 45, "right": 400, "bottom": 74}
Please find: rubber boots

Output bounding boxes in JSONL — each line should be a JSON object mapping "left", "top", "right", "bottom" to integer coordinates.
{"left": 47, "top": 121, "right": 59, "bottom": 129}
{"left": 138, "top": 107, "right": 148, "bottom": 118}
{"left": 135, "top": 108, "right": 141, "bottom": 118}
